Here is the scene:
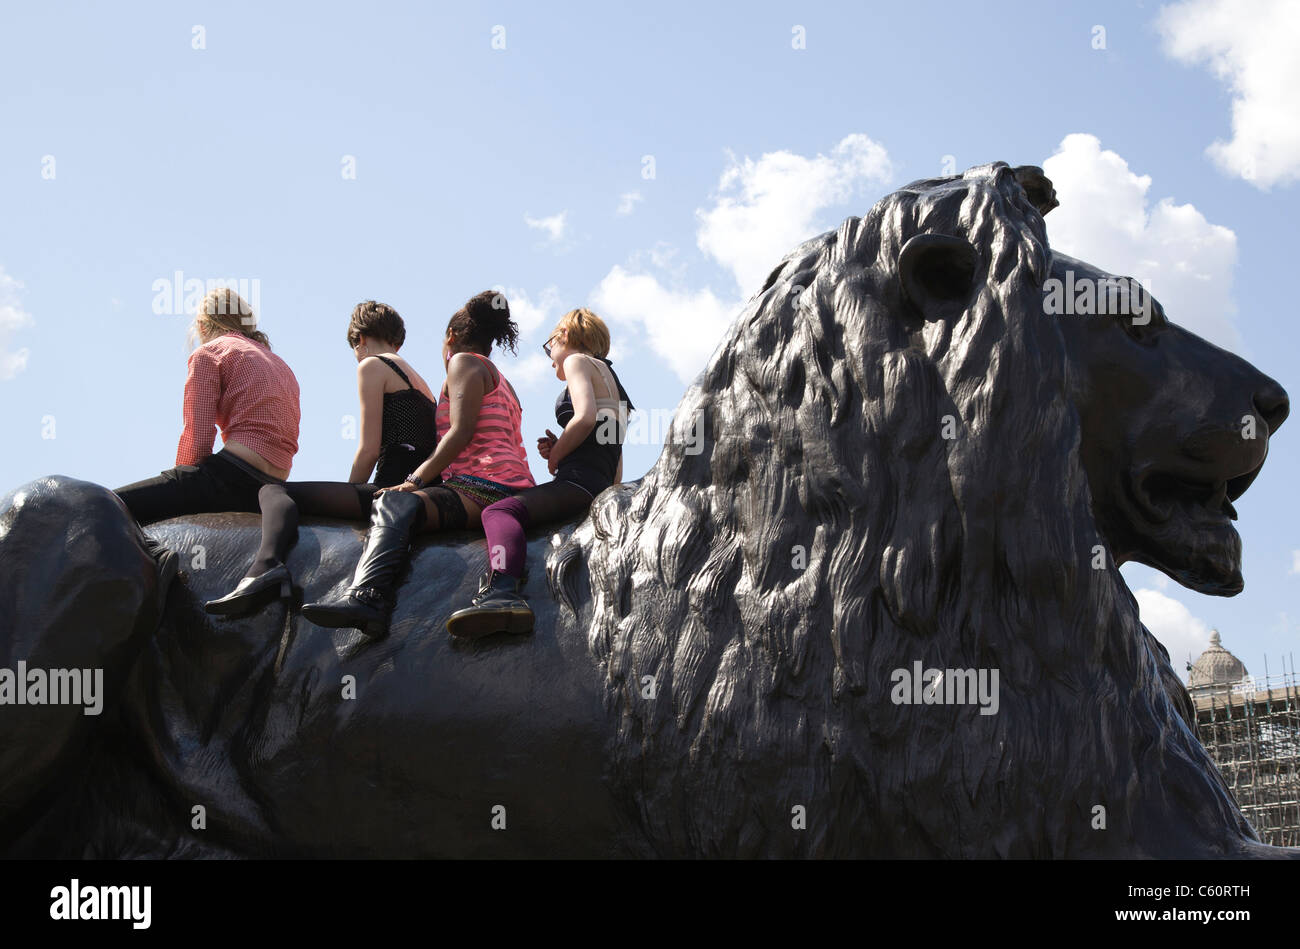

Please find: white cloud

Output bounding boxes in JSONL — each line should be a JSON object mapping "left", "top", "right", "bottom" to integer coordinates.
{"left": 506, "top": 352, "right": 555, "bottom": 388}
{"left": 494, "top": 286, "right": 570, "bottom": 389}
{"left": 0, "top": 267, "right": 33, "bottom": 380}
{"left": 524, "top": 211, "right": 569, "bottom": 245}
{"left": 1134, "top": 587, "right": 1214, "bottom": 677}
{"left": 591, "top": 135, "right": 894, "bottom": 383}
{"left": 623, "top": 242, "right": 684, "bottom": 278}
{"left": 616, "top": 192, "right": 643, "bottom": 216}
{"left": 1290, "top": 550, "right": 1300, "bottom": 575}
{"left": 1042, "top": 134, "right": 1240, "bottom": 350}
{"left": 1157, "top": 0, "right": 1300, "bottom": 188}
{"left": 590, "top": 266, "right": 736, "bottom": 383}
{"left": 500, "top": 285, "right": 562, "bottom": 338}
{"left": 697, "top": 133, "right": 892, "bottom": 296}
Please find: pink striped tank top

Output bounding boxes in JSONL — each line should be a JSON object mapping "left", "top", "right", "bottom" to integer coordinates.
{"left": 435, "top": 353, "right": 535, "bottom": 488}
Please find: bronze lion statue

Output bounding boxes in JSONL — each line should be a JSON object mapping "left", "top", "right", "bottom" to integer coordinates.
{"left": 0, "top": 162, "right": 1290, "bottom": 858}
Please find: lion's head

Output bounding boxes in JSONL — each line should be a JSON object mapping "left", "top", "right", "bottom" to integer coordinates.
{"left": 550, "top": 162, "right": 1285, "bottom": 857}
{"left": 1050, "top": 252, "right": 1287, "bottom": 595}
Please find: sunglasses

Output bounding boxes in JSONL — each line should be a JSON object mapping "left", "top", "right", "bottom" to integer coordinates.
{"left": 543, "top": 334, "right": 561, "bottom": 358}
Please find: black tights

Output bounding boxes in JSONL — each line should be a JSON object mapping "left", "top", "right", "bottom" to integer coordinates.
{"left": 511, "top": 480, "right": 594, "bottom": 525}
{"left": 410, "top": 481, "right": 590, "bottom": 533}
{"left": 248, "top": 481, "right": 378, "bottom": 576}
{"left": 416, "top": 486, "right": 473, "bottom": 532}
{"left": 246, "top": 480, "right": 582, "bottom": 579}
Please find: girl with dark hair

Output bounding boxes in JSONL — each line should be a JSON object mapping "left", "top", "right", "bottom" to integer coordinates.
{"left": 446, "top": 307, "right": 634, "bottom": 639}
{"left": 203, "top": 301, "right": 438, "bottom": 616}
{"left": 301, "top": 290, "right": 535, "bottom": 637}
{"left": 115, "top": 288, "right": 301, "bottom": 525}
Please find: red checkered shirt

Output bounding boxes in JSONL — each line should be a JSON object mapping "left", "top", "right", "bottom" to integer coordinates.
{"left": 176, "top": 332, "right": 301, "bottom": 472}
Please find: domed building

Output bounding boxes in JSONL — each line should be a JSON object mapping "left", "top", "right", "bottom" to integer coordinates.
{"left": 1187, "top": 629, "right": 1249, "bottom": 693}
{"left": 1185, "top": 629, "right": 1300, "bottom": 847}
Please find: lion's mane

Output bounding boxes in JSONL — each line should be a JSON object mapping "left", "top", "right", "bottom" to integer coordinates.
{"left": 550, "top": 162, "right": 1256, "bottom": 857}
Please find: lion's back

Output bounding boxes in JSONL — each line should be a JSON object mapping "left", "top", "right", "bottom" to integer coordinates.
{"left": 134, "top": 514, "right": 624, "bottom": 857}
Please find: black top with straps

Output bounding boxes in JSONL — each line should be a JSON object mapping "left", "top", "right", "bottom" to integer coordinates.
{"left": 373, "top": 356, "right": 438, "bottom": 489}
{"left": 553, "top": 356, "right": 634, "bottom": 496}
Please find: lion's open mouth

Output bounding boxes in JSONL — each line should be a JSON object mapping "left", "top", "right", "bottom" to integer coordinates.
{"left": 1134, "top": 465, "right": 1262, "bottom": 525}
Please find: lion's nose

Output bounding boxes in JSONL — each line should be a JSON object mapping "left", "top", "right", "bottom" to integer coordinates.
{"left": 1255, "top": 379, "right": 1289, "bottom": 435}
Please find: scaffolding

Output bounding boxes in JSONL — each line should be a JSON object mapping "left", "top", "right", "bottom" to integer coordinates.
{"left": 1192, "top": 662, "right": 1300, "bottom": 847}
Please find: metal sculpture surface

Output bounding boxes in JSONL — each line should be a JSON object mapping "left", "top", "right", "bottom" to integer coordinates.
{"left": 0, "top": 163, "right": 1290, "bottom": 857}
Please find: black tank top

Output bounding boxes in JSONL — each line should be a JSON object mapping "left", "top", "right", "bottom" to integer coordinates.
{"left": 373, "top": 356, "right": 438, "bottom": 489}
{"left": 554, "top": 356, "right": 634, "bottom": 484}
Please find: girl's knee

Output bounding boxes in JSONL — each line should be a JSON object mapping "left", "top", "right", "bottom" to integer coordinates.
{"left": 258, "top": 482, "right": 288, "bottom": 504}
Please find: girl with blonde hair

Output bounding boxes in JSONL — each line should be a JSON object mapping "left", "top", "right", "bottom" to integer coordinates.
{"left": 203, "top": 300, "right": 437, "bottom": 616}
{"left": 115, "top": 287, "right": 301, "bottom": 524}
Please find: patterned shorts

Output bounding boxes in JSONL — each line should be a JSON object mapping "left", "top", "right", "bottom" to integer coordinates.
{"left": 441, "top": 474, "right": 520, "bottom": 511}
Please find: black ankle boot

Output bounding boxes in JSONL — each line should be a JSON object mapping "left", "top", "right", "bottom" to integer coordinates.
{"left": 204, "top": 563, "right": 292, "bottom": 616}
{"left": 446, "top": 570, "right": 534, "bottom": 640}
{"left": 302, "top": 490, "right": 426, "bottom": 638}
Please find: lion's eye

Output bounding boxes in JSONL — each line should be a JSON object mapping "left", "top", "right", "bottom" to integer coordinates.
{"left": 1119, "top": 298, "right": 1166, "bottom": 345}
{"left": 1123, "top": 314, "right": 1154, "bottom": 343}
{"left": 1121, "top": 314, "right": 1157, "bottom": 345}
{"left": 1106, "top": 278, "right": 1165, "bottom": 345}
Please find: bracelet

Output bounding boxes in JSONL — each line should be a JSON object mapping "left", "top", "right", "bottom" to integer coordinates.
{"left": 406, "top": 473, "right": 425, "bottom": 489}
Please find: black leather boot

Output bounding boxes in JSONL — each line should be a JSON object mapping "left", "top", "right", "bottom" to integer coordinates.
{"left": 204, "top": 563, "right": 292, "bottom": 616}
{"left": 302, "top": 490, "right": 427, "bottom": 637}
{"left": 445, "top": 570, "right": 534, "bottom": 640}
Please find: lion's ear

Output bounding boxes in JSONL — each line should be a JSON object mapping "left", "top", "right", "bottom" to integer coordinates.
{"left": 898, "top": 233, "right": 978, "bottom": 323}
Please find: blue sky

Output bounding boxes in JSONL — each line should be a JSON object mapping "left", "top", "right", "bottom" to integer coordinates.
{"left": 1, "top": 0, "right": 1297, "bottom": 681}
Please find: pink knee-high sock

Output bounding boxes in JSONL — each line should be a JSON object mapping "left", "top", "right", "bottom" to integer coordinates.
{"left": 481, "top": 495, "right": 531, "bottom": 578}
